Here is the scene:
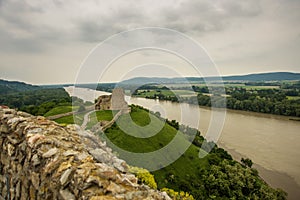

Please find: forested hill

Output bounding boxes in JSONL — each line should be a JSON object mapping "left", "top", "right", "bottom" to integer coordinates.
{"left": 121, "top": 72, "right": 300, "bottom": 84}
{"left": 221, "top": 72, "right": 300, "bottom": 81}
{"left": 0, "top": 79, "right": 39, "bottom": 94}
{"left": 0, "top": 79, "right": 74, "bottom": 116}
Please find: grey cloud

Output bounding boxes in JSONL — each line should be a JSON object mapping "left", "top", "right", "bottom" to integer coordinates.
{"left": 0, "top": 31, "right": 43, "bottom": 53}
{"left": 0, "top": 0, "right": 264, "bottom": 47}
{"left": 74, "top": 3, "right": 149, "bottom": 42}
{"left": 159, "top": 0, "right": 262, "bottom": 34}
{"left": 77, "top": 21, "right": 119, "bottom": 43}
{"left": 0, "top": 0, "right": 300, "bottom": 84}
{"left": 0, "top": 1, "right": 50, "bottom": 53}
{"left": 73, "top": 0, "right": 262, "bottom": 43}
{"left": 0, "top": 1, "right": 79, "bottom": 53}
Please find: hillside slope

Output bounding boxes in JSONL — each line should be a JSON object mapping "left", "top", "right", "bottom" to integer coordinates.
{"left": 103, "top": 105, "right": 287, "bottom": 199}
{"left": 0, "top": 79, "right": 39, "bottom": 94}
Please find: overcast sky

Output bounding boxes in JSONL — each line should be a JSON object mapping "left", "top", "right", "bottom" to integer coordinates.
{"left": 0, "top": 0, "right": 299, "bottom": 84}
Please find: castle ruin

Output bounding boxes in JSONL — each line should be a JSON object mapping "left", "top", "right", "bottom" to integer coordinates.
{"left": 95, "top": 88, "right": 128, "bottom": 111}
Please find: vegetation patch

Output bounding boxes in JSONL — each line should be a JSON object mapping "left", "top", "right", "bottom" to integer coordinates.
{"left": 44, "top": 105, "right": 78, "bottom": 117}
{"left": 86, "top": 110, "right": 114, "bottom": 129}
{"left": 104, "top": 105, "right": 287, "bottom": 199}
{"left": 54, "top": 112, "right": 85, "bottom": 125}
{"left": 105, "top": 106, "right": 181, "bottom": 153}
{"left": 129, "top": 166, "right": 157, "bottom": 189}
{"left": 132, "top": 83, "right": 300, "bottom": 117}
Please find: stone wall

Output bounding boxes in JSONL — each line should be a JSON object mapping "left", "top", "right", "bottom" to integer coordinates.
{"left": 95, "top": 95, "right": 112, "bottom": 110}
{"left": 0, "top": 107, "right": 170, "bottom": 200}
{"left": 111, "top": 88, "right": 128, "bottom": 111}
{"left": 95, "top": 88, "right": 128, "bottom": 111}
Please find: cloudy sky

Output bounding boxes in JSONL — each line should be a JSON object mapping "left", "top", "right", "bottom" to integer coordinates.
{"left": 0, "top": 0, "right": 299, "bottom": 84}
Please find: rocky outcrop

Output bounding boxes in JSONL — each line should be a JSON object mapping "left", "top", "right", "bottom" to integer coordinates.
{"left": 0, "top": 107, "right": 170, "bottom": 200}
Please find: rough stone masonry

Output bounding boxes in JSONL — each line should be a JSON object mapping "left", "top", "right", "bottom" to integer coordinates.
{"left": 0, "top": 107, "right": 170, "bottom": 200}
{"left": 95, "top": 88, "right": 128, "bottom": 111}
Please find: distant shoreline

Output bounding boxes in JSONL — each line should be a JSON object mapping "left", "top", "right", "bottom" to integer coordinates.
{"left": 134, "top": 97, "right": 300, "bottom": 122}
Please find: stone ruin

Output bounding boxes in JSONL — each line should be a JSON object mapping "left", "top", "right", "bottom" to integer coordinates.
{"left": 0, "top": 107, "right": 170, "bottom": 200}
{"left": 95, "top": 88, "right": 128, "bottom": 111}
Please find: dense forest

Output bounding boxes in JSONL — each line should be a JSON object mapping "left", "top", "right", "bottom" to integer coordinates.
{"left": 0, "top": 88, "right": 74, "bottom": 116}
{"left": 0, "top": 79, "right": 92, "bottom": 116}
{"left": 189, "top": 86, "right": 300, "bottom": 117}
{"left": 0, "top": 79, "right": 39, "bottom": 94}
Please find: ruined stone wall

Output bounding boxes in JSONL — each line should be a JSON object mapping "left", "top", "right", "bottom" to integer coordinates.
{"left": 0, "top": 108, "right": 170, "bottom": 200}
{"left": 111, "top": 88, "right": 128, "bottom": 111}
{"left": 95, "top": 88, "right": 128, "bottom": 111}
{"left": 95, "top": 95, "right": 112, "bottom": 110}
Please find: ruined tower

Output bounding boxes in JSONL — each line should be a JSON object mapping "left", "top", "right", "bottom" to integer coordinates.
{"left": 95, "top": 88, "right": 128, "bottom": 111}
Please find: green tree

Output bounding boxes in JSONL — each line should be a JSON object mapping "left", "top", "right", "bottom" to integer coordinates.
{"left": 241, "top": 157, "right": 253, "bottom": 168}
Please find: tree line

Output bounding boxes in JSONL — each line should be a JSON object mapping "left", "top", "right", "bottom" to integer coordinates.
{"left": 0, "top": 88, "right": 73, "bottom": 116}
{"left": 187, "top": 87, "right": 300, "bottom": 117}
{"left": 133, "top": 84, "right": 300, "bottom": 117}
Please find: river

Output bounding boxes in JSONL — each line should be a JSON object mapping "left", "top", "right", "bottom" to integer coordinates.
{"left": 65, "top": 86, "right": 300, "bottom": 199}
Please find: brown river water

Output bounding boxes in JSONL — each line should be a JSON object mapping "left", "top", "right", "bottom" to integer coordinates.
{"left": 65, "top": 86, "right": 300, "bottom": 199}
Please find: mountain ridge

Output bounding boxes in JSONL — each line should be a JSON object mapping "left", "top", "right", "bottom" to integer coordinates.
{"left": 2, "top": 72, "right": 300, "bottom": 88}
{"left": 0, "top": 79, "right": 39, "bottom": 94}
{"left": 120, "top": 72, "right": 300, "bottom": 84}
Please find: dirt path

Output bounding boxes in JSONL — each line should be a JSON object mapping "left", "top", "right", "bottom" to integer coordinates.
{"left": 46, "top": 106, "right": 94, "bottom": 120}
{"left": 81, "top": 110, "right": 94, "bottom": 130}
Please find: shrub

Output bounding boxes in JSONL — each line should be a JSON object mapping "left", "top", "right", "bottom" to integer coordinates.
{"left": 162, "top": 188, "right": 194, "bottom": 200}
{"left": 241, "top": 157, "right": 253, "bottom": 168}
{"left": 129, "top": 166, "right": 157, "bottom": 189}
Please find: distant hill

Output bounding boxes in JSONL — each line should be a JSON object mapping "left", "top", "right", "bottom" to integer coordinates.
{"left": 0, "top": 79, "right": 39, "bottom": 95}
{"left": 221, "top": 72, "right": 300, "bottom": 81}
{"left": 120, "top": 77, "right": 186, "bottom": 85}
{"left": 2, "top": 72, "right": 300, "bottom": 92}
{"left": 121, "top": 72, "right": 300, "bottom": 84}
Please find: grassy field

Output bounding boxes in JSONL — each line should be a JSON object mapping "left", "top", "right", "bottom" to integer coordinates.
{"left": 104, "top": 106, "right": 210, "bottom": 191}
{"left": 53, "top": 112, "right": 85, "bottom": 125}
{"left": 86, "top": 110, "right": 114, "bottom": 129}
{"left": 136, "top": 89, "right": 196, "bottom": 97}
{"left": 49, "top": 107, "right": 114, "bottom": 127}
{"left": 287, "top": 96, "right": 300, "bottom": 100}
{"left": 44, "top": 105, "right": 78, "bottom": 117}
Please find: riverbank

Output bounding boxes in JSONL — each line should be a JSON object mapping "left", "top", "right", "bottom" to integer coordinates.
{"left": 255, "top": 165, "right": 300, "bottom": 200}
{"left": 197, "top": 104, "right": 300, "bottom": 122}
{"left": 64, "top": 86, "right": 300, "bottom": 199}
{"left": 218, "top": 142, "right": 300, "bottom": 200}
